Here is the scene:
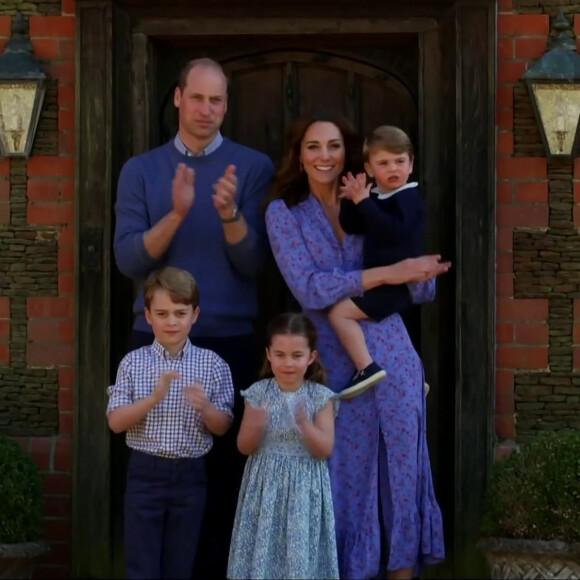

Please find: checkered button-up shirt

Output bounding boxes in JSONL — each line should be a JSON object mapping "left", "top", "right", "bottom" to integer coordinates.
{"left": 107, "top": 339, "right": 234, "bottom": 458}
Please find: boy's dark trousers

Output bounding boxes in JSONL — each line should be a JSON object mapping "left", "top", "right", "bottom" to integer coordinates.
{"left": 124, "top": 449, "right": 206, "bottom": 580}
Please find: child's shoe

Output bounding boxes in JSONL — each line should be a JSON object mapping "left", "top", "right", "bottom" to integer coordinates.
{"left": 339, "top": 362, "right": 386, "bottom": 400}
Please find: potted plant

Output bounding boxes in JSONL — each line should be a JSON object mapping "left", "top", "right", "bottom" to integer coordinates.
{"left": 478, "top": 430, "right": 580, "bottom": 579}
{"left": 0, "top": 434, "right": 50, "bottom": 579}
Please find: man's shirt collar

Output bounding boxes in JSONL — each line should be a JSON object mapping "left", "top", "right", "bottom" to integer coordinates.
{"left": 174, "top": 132, "right": 223, "bottom": 157}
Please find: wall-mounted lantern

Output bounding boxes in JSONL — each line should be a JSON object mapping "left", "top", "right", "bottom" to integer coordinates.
{"left": 0, "top": 13, "right": 47, "bottom": 158}
{"left": 523, "top": 13, "right": 580, "bottom": 160}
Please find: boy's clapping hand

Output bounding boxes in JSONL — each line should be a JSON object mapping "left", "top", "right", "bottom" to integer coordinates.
{"left": 339, "top": 172, "right": 372, "bottom": 204}
{"left": 184, "top": 381, "right": 210, "bottom": 414}
{"left": 152, "top": 371, "right": 181, "bottom": 404}
{"left": 184, "top": 382, "right": 233, "bottom": 435}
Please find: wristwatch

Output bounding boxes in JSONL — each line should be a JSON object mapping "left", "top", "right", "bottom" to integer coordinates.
{"left": 220, "top": 205, "right": 241, "bottom": 223}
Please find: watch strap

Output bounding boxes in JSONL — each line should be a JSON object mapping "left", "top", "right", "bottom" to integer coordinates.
{"left": 220, "top": 206, "right": 240, "bottom": 223}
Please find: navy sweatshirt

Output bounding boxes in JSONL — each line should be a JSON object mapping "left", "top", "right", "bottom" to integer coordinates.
{"left": 339, "top": 182, "right": 426, "bottom": 269}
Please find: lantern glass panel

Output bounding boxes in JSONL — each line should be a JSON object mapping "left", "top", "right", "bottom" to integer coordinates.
{"left": 531, "top": 82, "right": 580, "bottom": 156}
{"left": 0, "top": 80, "right": 38, "bottom": 156}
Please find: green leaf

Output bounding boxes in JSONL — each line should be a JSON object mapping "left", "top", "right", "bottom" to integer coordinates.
{"left": 481, "top": 430, "right": 580, "bottom": 542}
{"left": 0, "top": 435, "right": 43, "bottom": 543}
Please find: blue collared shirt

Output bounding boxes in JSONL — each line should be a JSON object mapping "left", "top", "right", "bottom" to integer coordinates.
{"left": 174, "top": 132, "right": 223, "bottom": 157}
{"left": 107, "top": 338, "right": 234, "bottom": 458}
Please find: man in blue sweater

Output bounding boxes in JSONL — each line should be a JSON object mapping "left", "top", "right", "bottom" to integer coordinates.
{"left": 113, "top": 57, "right": 274, "bottom": 579}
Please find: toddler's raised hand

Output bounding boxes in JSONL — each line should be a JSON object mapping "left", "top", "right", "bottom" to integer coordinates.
{"left": 339, "top": 172, "right": 356, "bottom": 200}
{"left": 339, "top": 172, "right": 371, "bottom": 204}
{"left": 152, "top": 371, "right": 180, "bottom": 405}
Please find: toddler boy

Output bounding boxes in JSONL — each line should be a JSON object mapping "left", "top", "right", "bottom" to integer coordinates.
{"left": 329, "top": 125, "right": 426, "bottom": 399}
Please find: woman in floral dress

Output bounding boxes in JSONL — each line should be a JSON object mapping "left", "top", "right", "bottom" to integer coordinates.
{"left": 265, "top": 115, "right": 448, "bottom": 580}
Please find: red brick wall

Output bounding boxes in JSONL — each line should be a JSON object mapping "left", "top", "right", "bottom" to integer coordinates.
{"left": 496, "top": 2, "right": 580, "bottom": 458}
{"left": 497, "top": 2, "right": 544, "bottom": 455}
{"left": 0, "top": 1, "right": 75, "bottom": 578}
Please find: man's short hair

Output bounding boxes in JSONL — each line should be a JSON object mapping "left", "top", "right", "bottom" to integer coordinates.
{"left": 363, "top": 125, "right": 414, "bottom": 161}
{"left": 144, "top": 267, "right": 200, "bottom": 310}
{"left": 177, "top": 57, "right": 229, "bottom": 93}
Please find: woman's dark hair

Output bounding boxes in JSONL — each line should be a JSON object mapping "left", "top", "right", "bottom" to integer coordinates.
{"left": 266, "top": 114, "right": 363, "bottom": 209}
{"left": 260, "top": 312, "right": 327, "bottom": 384}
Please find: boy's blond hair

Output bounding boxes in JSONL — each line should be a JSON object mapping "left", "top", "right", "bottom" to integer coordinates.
{"left": 363, "top": 125, "right": 414, "bottom": 161}
{"left": 143, "top": 267, "right": 200, "bottom": 310}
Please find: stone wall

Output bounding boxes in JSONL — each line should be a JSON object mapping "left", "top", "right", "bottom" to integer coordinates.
{"left": 0, "top": 2, "right": 74, "bottom": 578}
{"left": 497, "top": 0, "right": 580, "bottom": 453}
{"left": 515, "top": 0, "right": 580, "bottom": 14}
{"left": 0, "top": 0, "right": 62, "bottom": 16}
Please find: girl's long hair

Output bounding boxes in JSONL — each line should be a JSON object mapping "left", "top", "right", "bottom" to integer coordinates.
{"left": 260, "top": 312, "right": 327, "bottom": 385}
{"left": 266, "top": 114, "right": 363, "bottom": 209}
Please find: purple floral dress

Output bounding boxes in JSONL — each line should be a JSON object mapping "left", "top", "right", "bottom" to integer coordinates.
{"left": 265, "top": 195, "right": 445, "bottom": 579}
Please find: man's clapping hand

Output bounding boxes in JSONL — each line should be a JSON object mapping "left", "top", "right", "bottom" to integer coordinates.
{"left": 213, "top": 165, "right": 238, "bottom": 219}
{"left": 172, "top": 163, "right": 195, "bottom": 220}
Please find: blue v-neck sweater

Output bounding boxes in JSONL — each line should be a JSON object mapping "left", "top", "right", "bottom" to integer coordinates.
{"left": 114, "top": 138, "right": 274, "bottom": 337}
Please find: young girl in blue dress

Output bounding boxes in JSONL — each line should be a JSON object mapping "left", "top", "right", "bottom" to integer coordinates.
{"left": 227, "top": 312, "right": 339, "bottom": 580}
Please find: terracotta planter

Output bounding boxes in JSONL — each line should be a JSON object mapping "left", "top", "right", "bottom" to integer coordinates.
{"left": 478, "top": 537, "right": 580, "bottom": 580}
{"left": 0, "top": 541, "right": 50, "bottom": 579}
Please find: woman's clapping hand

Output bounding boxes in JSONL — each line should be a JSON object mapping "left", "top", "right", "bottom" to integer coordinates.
{"left": 384, "top": 255, "right": 451, "bottom": 284}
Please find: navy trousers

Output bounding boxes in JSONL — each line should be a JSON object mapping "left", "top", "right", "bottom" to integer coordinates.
{"left": 124, "top": 450, "right": 207, "bottom": 580}
{"left": 130, "top": 330, "right": 259, "bottom": 579}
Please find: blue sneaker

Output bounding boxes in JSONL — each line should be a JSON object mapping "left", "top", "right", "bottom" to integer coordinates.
{"left": 339, "top": 362, "right": 386, "bottom": 400}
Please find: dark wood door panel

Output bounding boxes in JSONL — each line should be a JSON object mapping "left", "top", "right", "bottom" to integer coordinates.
{"left": 296, "top": 63, "right": 350, "bottom": 118}
{"left": 227, "top": 66, "right": 286, "bottom": 161}
{"left": 359, "top": 76, "right": 417, "bottom": 139}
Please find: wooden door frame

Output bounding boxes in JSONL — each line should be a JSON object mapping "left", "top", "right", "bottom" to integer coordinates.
{"left": 73, "top": 1, "right": 496, "bottom": 577}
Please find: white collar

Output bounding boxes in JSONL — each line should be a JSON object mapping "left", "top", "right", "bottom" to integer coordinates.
{"left": 372, "top": 181, "right": 418, "bottom": 200}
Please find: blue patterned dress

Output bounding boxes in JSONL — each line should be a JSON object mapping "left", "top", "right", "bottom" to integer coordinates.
{"left": 265, "top": 196, "right": 445, "bottom": 579}
{"left": 227, "top": 378, "right": 339, "bottom": 580}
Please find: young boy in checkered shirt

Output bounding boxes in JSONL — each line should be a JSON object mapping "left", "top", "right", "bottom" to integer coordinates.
{"left": 106, "top": 266, "right": 234, "bottom": 580}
